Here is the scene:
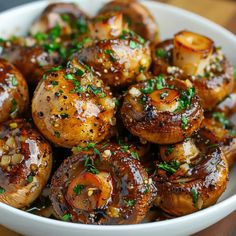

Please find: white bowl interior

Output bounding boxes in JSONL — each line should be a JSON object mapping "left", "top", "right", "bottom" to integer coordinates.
{"left": 0, "top": 1, "right": 236, "bottom": 236}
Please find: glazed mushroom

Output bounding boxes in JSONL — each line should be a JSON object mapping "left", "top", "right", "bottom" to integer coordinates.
{"left": 200, "top": 114, "right": 236, "bottom": 167}
{"left": 173, "top": 31, "right": 214, "bottom": 76}
{"left": 0, "top": 59, "right": 29, "bottom": 123}
{"left": 121, "top": 75, "right": 204, "bottom": 144}
{"left": 50, "top": 142, "right": 153, "bottom": 224}
{"left": 88, "top": 12, "right": 128, "bottom": 40}
{"left": 213, "top": 87, "right": 236, "bottom": 117}
{"left": 76, "top": 32, "right": 151, "bottom": 87}
{"left": 98, "top": 0, "right": 159, "bottom": 43}
{"left": 32, "top": 60, "right": 116, "bottom": 148}
{"left": 153, "top": 134, "right": 228, "bottom": 216}
{"left": 30, "top": 2, "right": 89, "bottom": 36}
{"left": 152, "top": 31, "right": 234, "bottom": 110}
{"left": 0, "top": 119, "right": 52, "bottom": 209}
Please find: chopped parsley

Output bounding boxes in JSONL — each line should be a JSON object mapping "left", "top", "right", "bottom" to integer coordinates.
{"left": 0, "top": 187, "right": 5, "bottom": 194}
{"left": 46, "top": 66, "right": 63, "bottom": 73}
{"left": 62, "top": 213, "right": 72, "bottom": 221}
{"left": 10, "top": 99, "right": 17, "bottom": 115}
{"left": 212, "top": 112, "right": 229, "bottom": 128}
{"left": 104, "top": 49, "right": 116, "bottom": 62}
{"left": 11, "top": 76, "right": 18, "bottom": 86}
{"left": 75, "top": 68, "right": 84, "bottom": 76}
{"left": 124, "top": 199, "right": 136, "bottom": 207}
{"left": 84, "top": 157, "right": 99, "bottom": 174}
{"left": 27, "top": 175, "right": 33, "bottom": 183}
{"left": 33, "top": 32, "right": 47, "bottom": 42}
{"left": 131, "top": 151, "right": 140, "bottom": 160}
{"left": 181, "top": 116, "right": 188, "bottom": 130}
{"left": 73, "top": 184, "right": 85, "bottom": 195}
{"left": 165, "top": 145, "right": 174, "bottom": 156}
{"left": 156, "top": 48, "right": 168, "bottom": 58}
{"left": 54, "top": 131, "right": 61, "bottom": 138}
{"left": 61, "top": 14, "right": 70, "bottom": 22}
{"left": 50, "top": 80, "right": 59, "bottom": 86}
{"left": 141, "top": 80, "right": 154, "bottom": 94}
{"left": 191, "top": 188, "right": 199, "bottom": 208}
{"left": 175, "top": 87, "right": 195, "bottom": 112}
{"left": 129, "top": 40, "right": 138, "bottom": 49}
{"left": 156, "top": 75, "right": 165, "bottom": 89}
{"left": 87, "top": 85, "right": 106, "bottom": 97}
{"left": 158, "top": 160, "right": 180, "bottom": 174}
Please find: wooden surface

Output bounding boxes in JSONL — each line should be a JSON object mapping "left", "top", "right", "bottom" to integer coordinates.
{"left": 1, "top": 0, "right": 236, "bottom": 235}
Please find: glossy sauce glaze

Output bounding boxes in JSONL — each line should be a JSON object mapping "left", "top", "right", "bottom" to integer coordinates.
{"left": 0, "top": 119, "right": 52, "bottom": 208}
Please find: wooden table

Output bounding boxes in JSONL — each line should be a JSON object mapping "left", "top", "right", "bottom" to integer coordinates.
{"left": 1, "top": 0, "right": 236, "bottom": 235}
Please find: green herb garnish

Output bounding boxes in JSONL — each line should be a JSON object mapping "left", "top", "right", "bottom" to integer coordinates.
{"left": 212, "top": 112, "right": 229, "bottom": 128}
{"left": 175, "top": 87, "right": 195, "bottom": 112}
{"left": 104, "top": 49, "right": 116, "bottom": 62}
{"left": 54, "top": 131, "right": 61, "bottom": 138}
{"left": 165, "top": 145, "right": 174, "bottom": 156}
{"left": 181, "top": 116, "right": 189, "bottom": 130}
{"left": 191, "top": 188, "right": 199, "bottom": 208}
{"left": 11, "top": 76, "right": 18, "bottom": 86}
{"left": 62, "top": 213, "right": 72, "bottom": 221}
{"left": 0, "top": 187, "right": 5, "bottom": 194}
{"left": 10, "top": 99, "right": 17, "bottom": 115}
{"left": 158, "top": 160, "right": 180, "bottom": 174}
{"left": 156, "top": 48, "right": 168, "bottom": 58}
{"left": 73, "top": 184, "right": 85, "bottom": 195}
{"left": 124, "top": 199, "right": 136, "bottom": 207}
{"left": 129, "top": 40, "right": 138, "bottom": 49}
{"left": 131, "top": 151, "right": 140, "bottom": 160}
{"left": 84, "top": 157, "right": 99, "bottom": 174}
{"left": 27, "top": 175, "right": 33, "bottom": 183}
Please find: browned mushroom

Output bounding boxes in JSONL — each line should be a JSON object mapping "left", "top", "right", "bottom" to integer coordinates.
{"left": 98, "top": 0, "right": 159, "bottom": 43}
{"left": 153, "top": 133, "right": 228, "bottom": 216}
{"left": 30, "top": 2, "right": 89, "bottom": 36}
{"left": 75, "top": 32, "right": 151, "bottom": 87}
{"left": 50, "top": 142, "right": 153, "bottom": 224}
{"left": 0, "top": 119, "right": 52, "bottom": 208}
{"left": 121, "top": 75, "right": 204, "bottom": 144}
{"left": 213, "top": 87, "right": 236, "bottom": 117}
{"left": 151, "top": 32, "right": 234, "bottom": 110}
{"left": 0, "top": 59, "right": 29, "bottom": 123}
{"left": 32, "top": 60, "right": 116, "bottom": 148}
{"left": 200, "top": 114, "right": 236, "bottom": 168}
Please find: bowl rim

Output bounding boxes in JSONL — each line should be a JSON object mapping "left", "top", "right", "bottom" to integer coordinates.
{"left": 0, "top": 0, "right": 236, "bottom": 230}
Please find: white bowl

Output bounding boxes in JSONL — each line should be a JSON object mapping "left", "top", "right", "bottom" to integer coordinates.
{"left": 0, "top": 1, "right": 236, "bottom": 235}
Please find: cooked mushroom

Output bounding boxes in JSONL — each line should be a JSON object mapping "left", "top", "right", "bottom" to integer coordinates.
{"left": 151, "top": 39, "right": 174, "bottom": 76}
{"left": 152, "top": 33, "right": 234, "bottom": 110}
{"left": 153, "top": 133, "right": 228, "bottom": 216}
{"left": 121, "top": 75, "right": 204, "bottom": 144}
{"left": 0, "top": 119, "right": 52, "bottom": 208}
{"left": 0, "top": 59, "right": 29, "bottom": 123}
{"left": 213, "top": 87, "right": 236, "bottom": 117}
{"left": 89, "top": 12, "right": 128, "bottom": 40}
{"left": 30, "top": 2, "right": 89, "bottom": 36}
{"left": 32, "top": 60, "right": 116, "bottom": 148}
{"left": 200, "top": 114, "right": 236, "bottom": 167}
{"left": 76, "top": 33, "right": 151, "bottom": 87}
{"left": 98, "top": 0, "right": 159, "bottom": 43}
{"left": 50, "top": 142, "right": 153, "bottom": 224}
{"left": 173, "top": 31, "right": 214, "bottom": 76}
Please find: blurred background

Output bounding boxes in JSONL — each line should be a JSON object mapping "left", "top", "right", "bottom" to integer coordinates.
{"left": 0, "top": 0, "right": 235, "bottom": 34}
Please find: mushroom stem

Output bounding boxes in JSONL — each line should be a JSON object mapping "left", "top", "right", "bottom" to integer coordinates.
{"left": 173, "top": 31, "right": 214, "bottom": 76}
